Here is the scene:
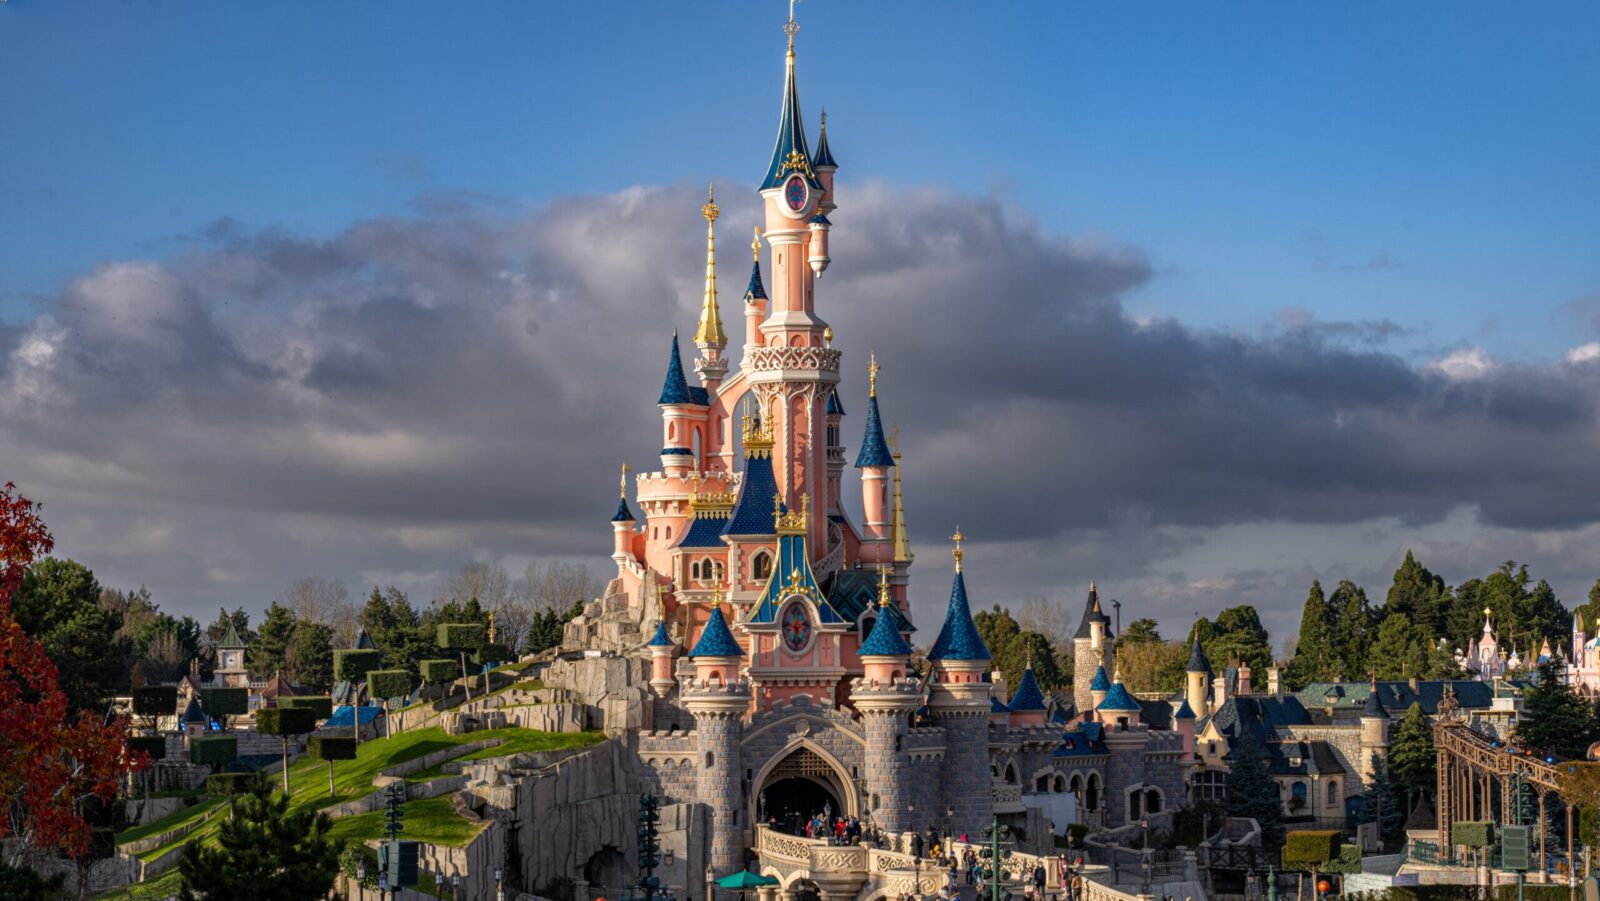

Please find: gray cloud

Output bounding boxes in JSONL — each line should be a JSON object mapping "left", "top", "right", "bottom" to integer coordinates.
{"left": 3, "top": 182, "right": 1599, "bottom": 636}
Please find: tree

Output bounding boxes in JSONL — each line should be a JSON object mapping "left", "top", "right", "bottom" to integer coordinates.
{"left": 1329, "top": 580, "right": 1373, "bottom": 680}
{"left": 249, "top": 602, "right": 297, "bottom": 680}
{"left": 177, "top": 778, "right": 344, "bottom": 901}
{"left": 1198, "top": 606, "right": 1273, "bottom": 675}
{"left": 200, "top": 687, "right": 248, "bottom": 732}
{"left": 13, "top": 558, "right": 127, "bottom": 713}
{"left": 255, "top": 707, "right": 318, "bottom": 795}
{"left": 308, "top": 736, "right": 356, "bottom": 796}
{"left": 437, "top": 624, "right": 485, "bottom": 702}
{"left": 285, "top": 620, "right": 334, "bottom": 692}
{"left": 1287, "top": 580, "right": 1338, "bottom": 689}
{"left": 1576, "top": 577, "right": 1600, "bottom": 638}
{"left": 1388, "top": 702, "right": 1436, "bottom": 806}
{"left": 1384, "top": 551, "right": 1451, "bottom": 635}
{"left": 1224, "top": 730, "right": 1284, "bottom": 846}
{"left": 1115, "top": 640, "right": 1188, "bottom": 694}
{"left": 1517, "top": 660, "right": 1600, "bottom": 759}
{"left": 526, "top": 599, "right": 584, "bottom": 655}
{"left": 361, "top": 586, "right": 430, "bottom": 677}
{"left": 332, "top": 648, "right": 383, "bottom": 747}
{"left": 1119, "top": 618, "right": 1162, "bottom": 646}
{"left": 974, "top": 605, "right": 1066, "bottom": 693}
{"left": 0, "top": 483, "right": 139, "bottom": 863}
{"left": 1360, "top": 754, "right": 1404, "bottom": 842}
{"left": 366, "top": 670, "right": 413, "bottom": 739}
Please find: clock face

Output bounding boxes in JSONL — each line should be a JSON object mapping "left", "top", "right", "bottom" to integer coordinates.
{"left": 784, "top": 174, "right": 808, "bottom": 212}
{"left": 780, "top": 599, "right": 812, "bottom": 653}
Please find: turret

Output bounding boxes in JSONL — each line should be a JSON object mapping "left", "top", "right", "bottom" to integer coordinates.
{"left": 743, "top": 228, "right": 768, "bottom": 355}
{"left": 851, "top": 567, "right": 920, "bottom": 832}
{"left": 1174, "top": 699, "right": 1197, "bottom": 761}
{"left": 855, "top": 353, "right": 894, "bottom": 562}
{"left": 824, "top": 386, "right": 845, "bottom": 512}
{"left": 693, "top": 188, "right": 729, "bottom": 386}
{"left": 1575, "top": 611, "right": 1586, "bottom": 665}
{"left": 646, "top": 620, "right": 676, "bottom": 699}
{"left": 813, "top": 109, "right": 838, "bottom": 212}
{"left": 1358, "top": 679, "right": 1389, "bottom": 781}
{"left": 1096, "top": 677, "right": 1142, "bottom": 731}
{"left": 1185, "top": 636, "right": 1211, "bottom": 720}
{"left": 1089, "top": 665, "right": 1110, "bottom": 713}
{"left": 925, "top": 530, "right": 994, "bottom": 839}
{"left": 857, "top": 566, "right": 913, "bottom": 682}
{"left": 687, "top": 597, "right": 744, "bottom": 683}
{"left": 1071, "top": 585, "right": 1114, "bottom": 713}
{"left": 889, "top": 426, "right": 914, "bottom": 566}
{"left": 1008, "top": 663, "right": 1047, "bottom": 728}
{"left": 611, "top": 464, "right": 636, "bottom": 566}
{"left": 682, "top": 595, "right": 748, "bottom": 883}
{"left": 657, "top": 332, "right": 706, "bottom": 475}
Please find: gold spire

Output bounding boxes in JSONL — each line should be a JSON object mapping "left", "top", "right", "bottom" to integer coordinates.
{"left": 619, "top": 463, "right": 630, "bottom": 498}
{"left": 694, "top": 185, "right": 726, "bottom": 347}
{"left": 890, "top": 424, "right": 913, "bottom": 564}
{"left": 867, "top": 351, "right": 879, "bottom": 398}
{"left": 784, "top": 0, "right": 800, "bottom": 54}
{"left": 951, "top": 527, "right": 965, "bottom": 573}
{"left": 877, "top": 564, "right": 892, "bottom": 608}
{"left": 753, "top": 226, "right": 762, "bottom": 262}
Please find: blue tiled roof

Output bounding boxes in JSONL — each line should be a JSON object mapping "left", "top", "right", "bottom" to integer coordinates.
{"left": 1008, "top": 666, "right": 1046, "bottom": 712}
{"left": 1072, "top": 587, "right": 1112, "bottom": 640}
{"left": 677, "top": 514, "right": 731, "bottom": 548}
{"left": 810, "top": 213, "right": 832, "bottom": 226}
{"left": 327, "top": 705, "right": 382, "bottom": 727}
{"left": 1054, "top": 722, "right": 1108, "bottom": 757}
{"left": 858, "top": 601, "right": 914, "bottom": 657}
{"left": 928, "top": 572, "right": 991, "bottom": 661}
{"left": 658, "top": 333, "right": 692, "bottom": 405}
{"left": 1174, "top": 698, "right": 1196, "bottom": 720}
{"left": 687, "top": 386, "right": 709, "bottom": 406}
{"left": 181, "top": 695, "right": 206, "bottom": 724}
{"left": 1089, "top": 666, "right": 1110, "bottom": 692}
{"left": 1361, "top": 688, "right": 1387, "bottom": 718}
{"left": 661, "top": 447, "right": 694, "bottom": 455}
{"left": 689, "top": 605, "right": 744, "bottom": 658}
{"left": 354, "top": 628, "right": 375, "bottom": 650}
{"left": 722, "top": 450, "right": 780, "bottom": 537}
{"left": 854, "top": 395, "right": 895, "bottom": 468}
{"left": 611, "top": 496, "right": 635, "bottom": 522}
{"left": 745, "top": 259, "right": 767, "bottom": 301}
{"left": 821, "top": 569, "right": 914, "bottom": 634}
{"left": 1187, "top": 636, "right": 1211, "bottom": 674}
{"left": 813, "top": 115, "right": 838, "bottom": 168}
{"left": 759, "top": 43, "right": 822, "bottom": 192}
{"left": 747, "top": 532, "right": 845, "bottom": 626}
{"left": 826, "top": 389, "right": 845, "bottom": 416}
{"left": 990, "top": 696, "right": 1009, "bottom": 713}
{"left": 1097, "top": 682, "right": 1141, "bottom": 712}
{"left": 647, "top": 620, "right": 673, "bottom": 648}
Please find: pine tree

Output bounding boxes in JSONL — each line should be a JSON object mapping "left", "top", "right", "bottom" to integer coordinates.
{"left": 177, "top": 779, "right": 343, "bottom": 901}
{"left": 1330, "top": 580, "right": 1373, "bottom": 680}
{"left": 1385, "top": 551, "right": 1452, "bottom": 635}
{"left": 1360, "top": 754, "right": 1404, "bottom": 842}
{"left": 1224, "top": 730, "right": 1284, "bottom": 846}
{"left": 1517, "top": 660, "right": 1600, "bottom": 759}
{"left": 1368, "top": 614, "right": 1420, "bottom": 680}
{"left": 1577, "top": 578, "right": 1600, "bottom": 638}
{"left": 248, "top": 602, "right": 297, "bottom": 680}
{"left": 1287, "top": 581, "right": 1338, "bottom": 690}
{"left": 1388, "top": 703, "right": 1435, "bottom": 806}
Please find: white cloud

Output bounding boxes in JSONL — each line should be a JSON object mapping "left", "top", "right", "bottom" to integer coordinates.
{"left": 1564, "top": 341, "right": 1600, "bottom": 365}
{"left": 1428, "top": 346, "right": 1496, "bottom": 381}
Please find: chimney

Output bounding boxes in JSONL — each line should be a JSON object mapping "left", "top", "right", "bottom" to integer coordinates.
{"left": 1409, "top": 675, "right": 1420, "bottom": 694}
{"left": 1212, "top": 674, "right": 1228, "bottom": 707}
{"left": 1237, "top": 662, "right": 1253, "bottom": 696}
{"left": 1267, "top": 665, "right": 1283, "bottom": 698}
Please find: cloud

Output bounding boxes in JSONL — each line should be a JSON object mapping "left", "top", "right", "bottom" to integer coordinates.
{"left": 1565, "top": 342, "right": 1600, "bottom": 365}
{"left": 3, "top": 182, "right": 1600, "bottom": 631}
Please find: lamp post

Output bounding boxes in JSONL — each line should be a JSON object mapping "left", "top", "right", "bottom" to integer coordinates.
{"left": 450, "top": 872, "right": 460, "bottom": 901}
{"left": 357, "top": 861, "right": 367, "bottom": 901}
{"left": 705, "top": 863, "right": 715, "bottom": 901}
{"left": 496, "top": 866, "right": 505, "bottom": 901}
{"left": 946, "top": 805, "right": 955, "bottom": 849}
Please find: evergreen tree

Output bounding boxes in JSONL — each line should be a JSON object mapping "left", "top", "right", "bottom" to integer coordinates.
{"left": 1287, "top": 581, "right": 1338, "bottom": 690}
{"left": 1388, "top": 703, "right": 1436, "bottom": 805}
{"left": 1224, "top": 730, "right": 1284, "bottom": 846}
{"left": 1576, "top": 577, "right": 1600, "bottom": 637}
{"left": 1360, "top": 754, "right": 1404, "bottom": 842}
{"left": 1517, "top": 660, "right": 1600, "bottom": 759}
{"left": 177, "top": 779, "right": 343, "bottom": 901}
{"left": 1198, "top": 606, "right": 1273, "bottom": 675}
{"left": 13, "top": 558, "right": 128, "bottom": 712}
{"left": 360, "top": 586, "right": 430, "bottom": 677}
{"left": 1119, "top": 618, "right": 1163, "bottom": 646}
{"left": 526, "top": 599, "right": 582, "bottom": 655}
{"left": 975, "top": 605, "right": 1066, "bottom": 691}
{"left": 249, "top": 602, "right": 297, "bottom": 679}
{"left": 1368, "top": 613, "right": 1420, "bottom": 680}
{"left": 1385, "top": 550, "right": 1451, "bottom": 635}
{"left": 1330, "top": 580, "right": 1373, "bottom": 680}
{"left": 286, "top": 620, "right": 334, "bottom": 692}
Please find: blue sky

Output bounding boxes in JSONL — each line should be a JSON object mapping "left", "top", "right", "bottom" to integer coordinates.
{"left": 5, "top": 1, "right": 1597, "bottom": 359}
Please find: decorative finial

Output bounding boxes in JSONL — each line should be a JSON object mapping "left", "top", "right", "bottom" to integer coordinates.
{"left": 1090, "top": 580, "right": 1097, "bottom": 593}
{"left": 489, "top": 611, "right": 497, "bottom": 644}
{"left": 702, "top": 184, "right": 720, "bottom": 223}
{"left": 820, "top": 108, "right": 827, "bottom": 133}
{"left": 784, "top": 0, "right": 801, "bottom": 50}
{"left": 889, "top": 423, "right": 900, "bottom": 452}
{"left": 1484, "top": 607, "right": 1492, "bottom": 618}
{"left": 753, "top": 226, "right": 762, "bottom": 262}
{"left": 877, "top": 565, "right": 892, "bottom": 608}
{"left": 696, "top": 185, "right": 726, "bottom": 347}
{"left": 867, "top": 351, "right": 879, "bottom": 398}
{"left": 620, "top": 463, "right": 630, "bottom": 498}
{"left": 951, "top": 527, "right": 965, "bottom": 573}
{"left": 823, "top": 326, "right": 833, "bottom": 348}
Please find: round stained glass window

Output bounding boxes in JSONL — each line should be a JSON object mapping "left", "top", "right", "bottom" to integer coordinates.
{"left": 780, "top": 599, "right": 812, "bottom": 653}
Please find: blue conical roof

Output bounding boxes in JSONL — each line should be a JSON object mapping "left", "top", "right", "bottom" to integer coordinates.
{"left": 689, "top": 606, "right": 744, "bottom": 658}
{"left": 1090, "top": 665, "right": 1110, "bottom": 692}
{"left": 759, "top": 39, "right": 821, "bottom": 192}
{"left": 854, "top": 395, "right": 894, "bottom": 468}
{"left": 928, "top": 572, "right": 990, "bottom": 661}
{"left": 1361, "top": 684, "right": 1387, "bottom": 718}
{"left": 1097, "top": 682, "right": 1141, "bottom": 712}
{"left": 826, "top": 388, "right": 845, "bottom": 416}
{"left": 658, "top": 333, "right": 693, "bottom": 406}
{"left": 1186, "top": 636, "right": 1211, "bottom": 674}
{"left": 1174, "top": 698, "right": 1196, "bottom": 720}
{"left": 1008, "top": 666, "right": 1046, "bottom": 712}
{"left": 745, "top": 258, "right": 767, "bottom": 301}
{"left": 858, "top": 603, "right": 914, "bottom": 657}
{"left": 813, "top": 113, "right": 838, "bottom": 169}
{"left": 612, "top": 496, "right": 635, "bottom": 522}
{"left": 647, "top": 620, "right": 673, "bottom": 648}
{"left": 354, "top": 628, "right": 375, "bottom": 651}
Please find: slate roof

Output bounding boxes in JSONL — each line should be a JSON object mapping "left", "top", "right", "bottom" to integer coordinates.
{"left": 858, "top": 599, "right": 914, "bottom": 657}
{"left": 1097, "top": 682, "right": 1141, "bottom": 712}
{"left": 612, "top": 496, "right": 635, "bottom": 523}
{"left": 217, "top": 622, "right": 246, "bottom": 650}
{"left": 689, "top": 605, "right": 744, "bottom": 658}
{"left": 1138, "top": 698, "right": 1174, "bottom": 730}
{"left": 1186, "top": 637, "right": 1211, "bottom": 674}
{"left": 854, "top": 395, "right": 895, "bottom": 468}
{"left": 354, "top": 628, "right": 375, "bottom": 650}
{"left": 927, "top": 571, "right": 991, "bottom": 661}
{"left": 1008, "top": 667, "right": 1046, "bottom": 712}
{"left": 745, "top": 259, "right": 768, "bottom": 301}
{"left": 759, "top": 37, "right": 822, "bottom": 192}
{"left": 1201, "top": 696, "right": 1315, "bottom": 746}
{"left": 1054, "top": 722, "right": 1109, "bottom": 757}
{"left": 1072, "top": 586, "right": 1113, "bottom": 641}
{"left": 990, "top": 696, "right": 1009, "bottom": 713}
{"left": 1361, "top": 687, "right": 1388, "bottom": 718}
{"left": 181, "top": 695, "right": 207, "bottom": 724}
{"left": 1174, "top": 698, "right": 1196, "bottom": 720}
{"left": 647, "top": 620, "right": 673, "bottom": 648}
{"left": 658, "top": 333, "right": 694, "bottom": 406}
{"left": 745, "top": 531, "right": 845, "bottom": 626}
{"left": 813, "top": 114, "right": 838, "bottom": 168}
{"left": 1295, "top": 680, "right": 1500, "bottom": 716}
{"left": 1266, "top": 739, "right": 1345, "bottom": 777}
{"left": 822, "top": 569, "right": 913, "bottom": 634}
{"left": 826, "top": 389, "right": 845, "bottom": 416}
{"left": 722, "top": 447, "right": 780, "bottom": 537}
{"left": 677, "top": 514, "right": 731, "bottom": 548}
{"left": 1089, "top": 666, "right": 1110, "bottom": 692}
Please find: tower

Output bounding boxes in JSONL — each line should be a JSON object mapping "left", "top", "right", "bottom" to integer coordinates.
{"left": 855, "top": 354, "right": 894, "bottom": 564}
{"left": 1184, "top": 634, "right": 1211, "bottom": 720}
{"left": 214, "top": 620, "right": 248, "bottom": 688}
{"left": 682, "top": 601, "right": 748, "bottom": 881}
{"left": 1071, "top": 585, "right": 1113, "bottom": 713}
{"left": 694, "top": 188, "right": 729, "bottom": 387}
{"left": 647, "top": 620, "right": 676, "bottom": 699}
{"left": 850, "top": 567, "right": 920, "bottom": 831}
{"left": 926, "top": 530, "right": 994, "bottom": 839}
{"left": 1358, "top": 680, "right": 1389, "bottom": 782}
{"left": 612, "top": 464, "right": 636, "bottom": 568}
{"left": 1007, "top": 663, "right": 1048, "bottom": 728}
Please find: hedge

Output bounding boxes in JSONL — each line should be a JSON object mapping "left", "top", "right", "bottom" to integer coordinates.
{"left": 1381, "top": 886, "right": 1572, "bottom": 901}
{"left": 132, "top": 685, "right": 178, "bottom": 719}
{"left": 189, "top": 735, "right": 238, "bottom": 766}
{"left": 205, "top": 772, "right": 258, "bottom": 795}
{"left": 473, "top": 643, "right": 513, "bottom": 666}
{"left": 127, "top": 736, "right": 167, "bottom": 761}
{"left": 199, "top": 687, "right": 248, "bottom": 718}
{"left": 255, "top": 707, "right": 318, "bottom": 736}
{"left": 279, "top": 696, "right": 333, "bottom": 720}
{"left": 1451, "top": 820, "right": 1495, "bottom": 848}
{"left": 436, "top": 623, "right": 485, "bottom": 650}
{"left": 334, "top": 648, "right": 384, "bottom": 683}
{"left": 1281, "top": 830, "right": 1341, "bottom": 869}
{"left": 420, "top": 659, "right": 460, "bottom": 684}
{"left": 367, "top": 669, "right": 413, "bottom": 701}
{"left": 1324, "top": 844, "right": 1362, "bottom": 875}
{"left": 308, "top": 735, "right": 357, "bottom": 762}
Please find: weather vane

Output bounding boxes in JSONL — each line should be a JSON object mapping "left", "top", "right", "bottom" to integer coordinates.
{"left": 951, "top": 527, "right": 965, "bottom": 573}
{"left": 785, "top": 0, "right": 801, "bottom": 43}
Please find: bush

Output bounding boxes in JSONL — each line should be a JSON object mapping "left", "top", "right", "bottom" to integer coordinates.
{"left": 132, "top": 685, "right": 178, "bottom": 719}
{"left": 1451, "top": 820, "right": 1494, "bottom": 848}
{"left": 206, "top": 772, "right": 259, "bottom": 796}
{"left": 199, "top": 687, "right": 248, "bottom": 718}
{"left": 420, "top": 659, "right": 461, "bottom": 684}
{"left": 278, "top": 696, "right": 333, "bottom": 719}
{"left": 308, "top": 735, "right": 357, "bottom": 762}
{"left": 255, "top": 707, "right": 318, "bottom": 736}
{"left": 367, "top": 669, "right": 413, "bottom": 702}
{"left": 128, "top": 735, "right": 167, "bottom": 762}
{"left": 473, "top": 643, "right": 513, "bottom": 666}
{"left": 333, "top": 648, "right": 384, "bottom": 683}
{"left": 436, "top": 623, "right": 485, "bottom": 651}
{"left": 1324, "top": 844, "right": 1362, "bottom": 874}
{"left": 1281, "top": 830, "right": 1341, "bottom": 870}
{"left": 189, "top": 735, "right": 238, "bottom": 766}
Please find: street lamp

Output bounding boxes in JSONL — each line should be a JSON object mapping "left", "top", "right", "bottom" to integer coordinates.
{"left": 357, "top": 861, "right": 367, "bottom": 901}
{"left": 705, "top": 864, "right": 715, "bottom": 901}
{"left": 495, "top": 866, "right": 505, "bottom": 901}
{"left": 946, "top": 805, "right": 955, "bottom": 848}
{"left": 450, "top": 872, "right": 460, "bottom": 901}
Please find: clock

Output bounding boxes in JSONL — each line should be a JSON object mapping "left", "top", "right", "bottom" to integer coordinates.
{"left": 783, "top": 174, "right": 809, "bottom": 213}
{"left": 780, "top": 599, "right": 812, "bottom": 653}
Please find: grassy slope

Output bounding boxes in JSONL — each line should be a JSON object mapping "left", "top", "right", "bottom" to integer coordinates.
{"left": 327, "top": 795, "right": 484, "bottom": 847}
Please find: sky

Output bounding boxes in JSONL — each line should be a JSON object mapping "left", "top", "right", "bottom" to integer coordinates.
{"left": 1, "top": 1, "right": 1598, "bottom": 649}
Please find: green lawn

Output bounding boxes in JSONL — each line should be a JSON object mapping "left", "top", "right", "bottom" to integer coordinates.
{"left": 327, "top": 795, "right": 485, "bottom": 847}
{"left": 115, "top": 795, "right": 226, "bottom": 845}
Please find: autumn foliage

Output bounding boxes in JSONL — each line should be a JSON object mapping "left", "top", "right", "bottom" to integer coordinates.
{"left": 0, "top": 482, "right": 140, "bottom": 859}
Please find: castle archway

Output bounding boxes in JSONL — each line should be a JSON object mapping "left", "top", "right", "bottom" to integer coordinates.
{"left": 751, "top": 740, "right": 859, "bottom": 835}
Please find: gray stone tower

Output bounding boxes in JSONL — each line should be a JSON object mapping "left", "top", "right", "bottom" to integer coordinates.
{"left": 683, "top": 605, "right": 750, "bottom": 884}
{"left": 1358, "top": 681, "right": 1389, "bottom": 782}
{"left": 1072, "top": 584, "right": 1114, "bottom": 714}
{"left": 851, "top": 574, "right": 921, "bottom": 832}
{"left": 925, "top": 536, "right": 994, "bottom": 839}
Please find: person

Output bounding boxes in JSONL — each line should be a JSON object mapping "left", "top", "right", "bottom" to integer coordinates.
{"left": 1033, "top": 862, "right": 1046, "bottom": 896}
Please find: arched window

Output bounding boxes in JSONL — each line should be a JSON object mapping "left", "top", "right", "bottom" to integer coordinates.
{"left": 1036, "top": 775, "right": 1051, "bottom": 792}
{"left": 712, "top": 561, "right": 724, "bottom": 582}
{"left": 1144, "top": 788, "right": 1162, "bottom": 814}
{"left": 1327, "top": 780, "right": 1339, "bottom": 803}
{"left": 751, "top": 551, "right": 773, "bottom": 582}
{"left": 705, "top": 751, "right": 714, "bottom": 767}
{"left": 1291, "top": 782, "right": 1308, "bottom": 809}
{"left": 1054, "top": 775, "right": 1067, "bottom": 793}
{"left": 1086, "top": 773, "right": 1101, "bottom": 812}
{"left": 1004, "top": 762, "right": 1018, "bottom": 785}
{"left": 690, "top": 560, "right": 702, "bottom": 581}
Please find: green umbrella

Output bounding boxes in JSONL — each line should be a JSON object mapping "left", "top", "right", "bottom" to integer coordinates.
{"left": 714, "top": 871, "right": 780, "bottom": 889}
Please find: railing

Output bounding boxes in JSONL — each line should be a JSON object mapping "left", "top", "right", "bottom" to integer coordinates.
{"left": 813, "top": 539, "right": 845, "bottom": 584}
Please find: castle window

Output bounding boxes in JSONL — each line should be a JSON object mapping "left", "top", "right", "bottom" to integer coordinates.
{"left": 1004, "top": 762, "right": 1018, "bottom": 785}
{"left": 894, "top": 736, "right": 902, "bottom": 753}
{"left": 1035, "top": 775, "right": 1051, "bottom": 792}
{"left": 1144, "top": 788, "right": 1162, "bottom": 814}
{"left": 1191, "top": 771, "right": 1226, "bottom": 803}
{"left": 751, "top": 551, "right": 773, "bottom": 582}
{"left": 691, "top": 560, "right": 702, "bottom": 581}
{"left": 705, "top": 752, "right": 714, "bottom": 767}
{"left": 1327, "top": 780, "right": 1339, "bottom": 803}
{"left": 1054, "top": 775, "right": 1066, "bottom": 793}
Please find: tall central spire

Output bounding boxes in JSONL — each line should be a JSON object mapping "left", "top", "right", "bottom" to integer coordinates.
{"left": 694, "top": 186, "right": 726, "bottom": 347}
{"left": 760, "top": 9, "right": 818, "bottom": 192}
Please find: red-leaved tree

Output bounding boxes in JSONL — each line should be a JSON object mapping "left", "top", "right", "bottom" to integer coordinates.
{"left": 0, "top": 482, "right": 142, "bottom": 863}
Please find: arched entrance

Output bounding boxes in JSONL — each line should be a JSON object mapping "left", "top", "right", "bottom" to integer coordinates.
{"left": 752, "top": 741, "right": 858, "bottom": 835}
